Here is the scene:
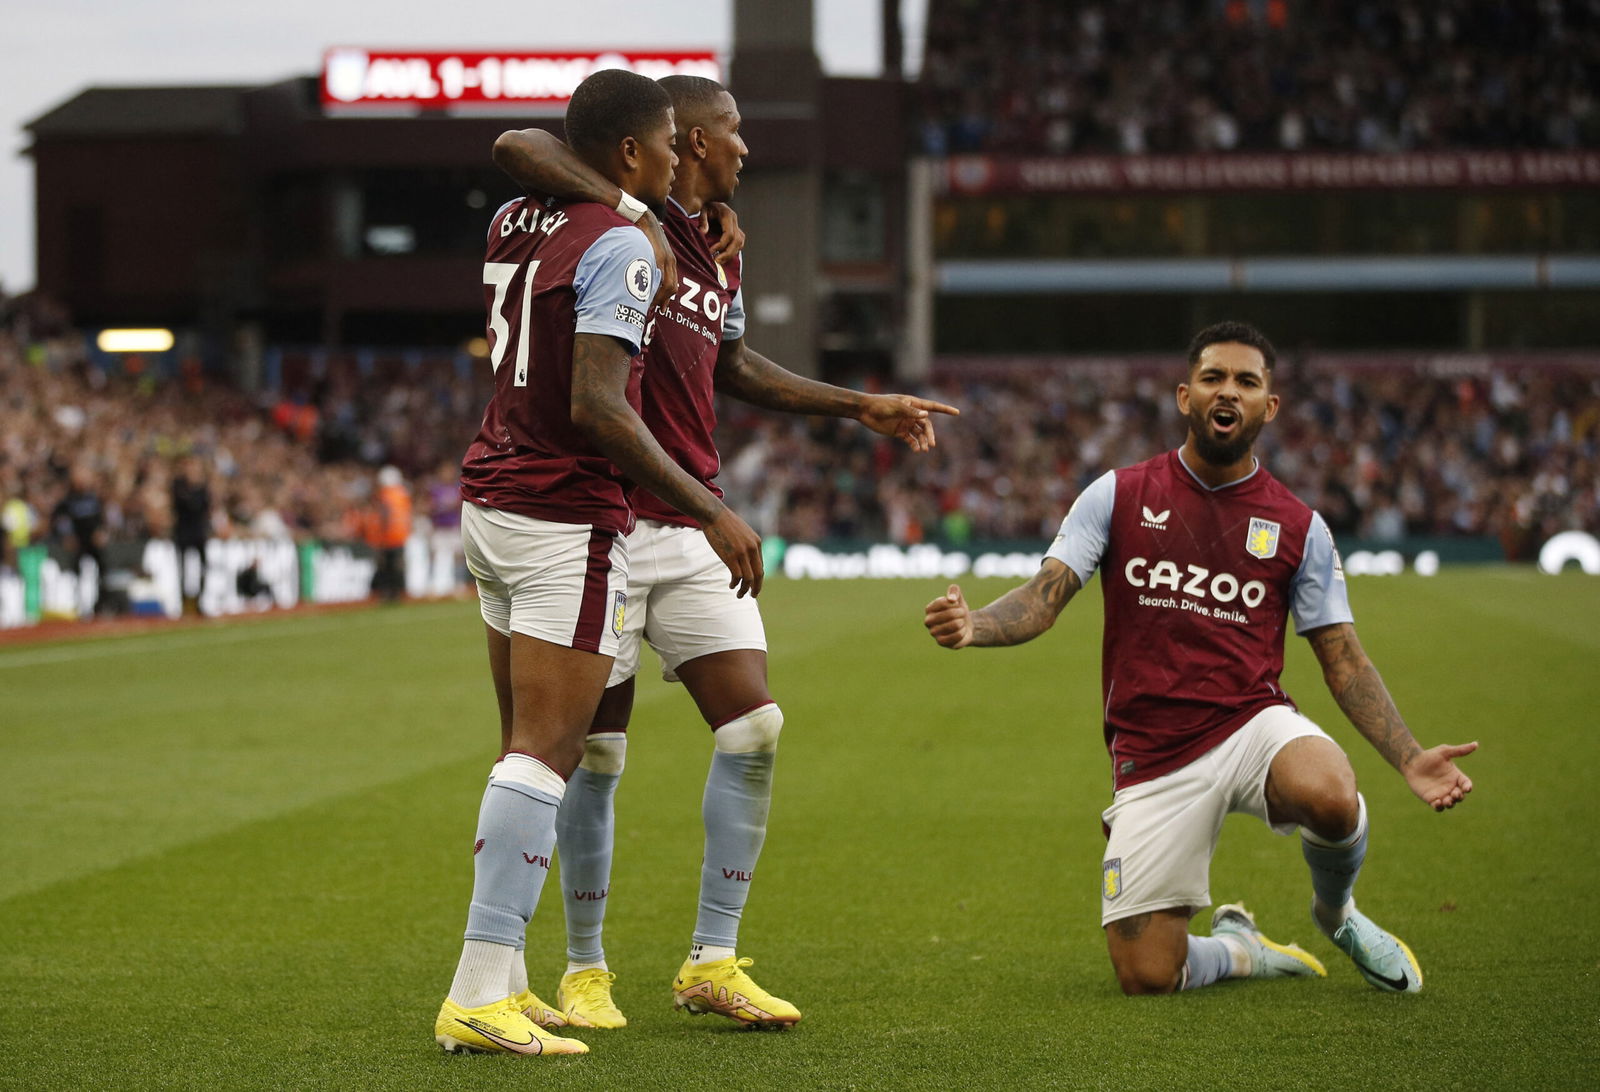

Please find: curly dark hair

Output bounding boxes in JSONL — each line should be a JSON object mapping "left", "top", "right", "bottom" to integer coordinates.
{"left": 1186, "top": 321, "right": 1277, "bottom": 372}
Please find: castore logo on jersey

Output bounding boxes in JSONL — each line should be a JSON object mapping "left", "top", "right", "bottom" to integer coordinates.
{"left": 1141, "top": 506, "right": 1171, "bottom": 530}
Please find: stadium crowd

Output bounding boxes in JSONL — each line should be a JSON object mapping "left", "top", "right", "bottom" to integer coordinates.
{"left": 918, "top": 0, "right": 1600, "bottom": 155}
{"left": 6, "top": 311, "right": 1592, "bottom": 584}
{"left": 0, "top": 311, "right": 475, "bottom": 579}
{"left": 715, "top": 359, "right": 1600, "bottom": 560}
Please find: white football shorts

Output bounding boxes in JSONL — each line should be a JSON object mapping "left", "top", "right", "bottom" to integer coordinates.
{"left": 461, "top": 501, "right": 629, "bottom": 657}
{"left": 1098, "top": 704, "right": 1335, "bottom": 925}
{"left": 607, "top": 519, "right": 767, "bottom": 687}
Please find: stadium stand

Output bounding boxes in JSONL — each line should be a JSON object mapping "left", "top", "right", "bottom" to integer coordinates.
{"left": 714, "top": 359, "right": 1600, "bottom": 558}
{"left": 7, "top": 302, "right": 1596, "bottom": 583}
{"left": 7, "top": 3, "right": 1598, "bottom": 623}
{"left": 918, "top": 0, "right": 1600, "bottom": 155}
{"left": 0, "top": 312, "right": 459, "bottom": 572}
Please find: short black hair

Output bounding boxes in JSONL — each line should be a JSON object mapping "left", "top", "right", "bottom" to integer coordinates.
{"left": 565, "top": 69, "right": 673, "bottom": 156}
{"left": 1186, "top": 321, "right": 1277, "bottom": 371}
{"left": 657, "top": 74, "right": 731, "bottom": 133}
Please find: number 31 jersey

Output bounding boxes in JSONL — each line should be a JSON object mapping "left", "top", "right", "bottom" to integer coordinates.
{"left": 460, "top": 196, "right": 658, "bottom": 534}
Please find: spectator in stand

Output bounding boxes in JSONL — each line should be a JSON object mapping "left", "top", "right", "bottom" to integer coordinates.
{"left": 1, "top": 465, "right": 38, "bottom": 572}
{"left": 4, "top": 314, "right": 1598, "bottom": 593}
{"left": 49, "top": 464, "right": 108, "bottom": 616}
{"left": 366, "top": 465, "right": 412, "bottom": 602}
{"left": 171, "top": 455, "right": 211, "bottom": 608}
{"left": 426, "top": 458, "right": 466, "bottom": 589}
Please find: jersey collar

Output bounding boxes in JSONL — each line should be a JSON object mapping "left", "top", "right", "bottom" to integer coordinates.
{"left": 666, "top": 195, "right": 700, "bottom": 221}
{"left": 1174, "top": 448, "right": 1261, "bottom": 492}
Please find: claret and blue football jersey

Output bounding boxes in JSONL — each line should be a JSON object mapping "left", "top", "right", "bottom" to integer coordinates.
{"left": 1047, "top": 449, "right": 1353, "bottom": 791}
{"left": 460, "top": 195, "right": 658, "bottom": 534}
{"left": 628, "top": 196, "right": 744, "bottom": 527}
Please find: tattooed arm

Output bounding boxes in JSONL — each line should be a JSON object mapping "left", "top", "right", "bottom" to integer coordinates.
{"left": 715, "top": 337, "right": 959, "bottom": 453}
{"left": 923, "top": 559, "right": 1082, "bottom": 649}
{"left": 1305, "top": 622, "right": 1477, "bottom": 810}
{"left": 570, "top": 333, "right": 763, "bottom": 596}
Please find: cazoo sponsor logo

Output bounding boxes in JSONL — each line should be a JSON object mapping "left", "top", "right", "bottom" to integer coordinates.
{"left": 1124, "top": 556, "right": 1266, "bottom": 623}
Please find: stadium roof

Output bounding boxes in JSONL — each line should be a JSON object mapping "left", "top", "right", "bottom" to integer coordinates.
{"left": 26, "top": 86, "right": 252, "bottom": 140}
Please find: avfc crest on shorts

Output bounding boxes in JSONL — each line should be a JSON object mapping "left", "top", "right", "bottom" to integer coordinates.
{"left": 611, "top": 591, "right": 627, "bottom": 638}
{"left": 1102, "top": 858, "right": 1123, "bottom": 901}
{"left": 1246, "top": 517, "right": 1281, "bottom": 560}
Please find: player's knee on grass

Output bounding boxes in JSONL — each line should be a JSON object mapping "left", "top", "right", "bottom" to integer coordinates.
{"left": 1106, "top": 913, "right": 1188, "bottom": 996}
{"left": 1111, "top": 947, "right": 1184, "bottom": 996}
{"left": 712, "top": 703, "right": 783, "bottom": 753}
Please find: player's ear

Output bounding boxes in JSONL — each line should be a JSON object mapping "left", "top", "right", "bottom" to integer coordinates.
{"left": 618, "top": 133, "right": 640, "bottom": 171}
{"left": 689, "top": 125, "right": 710, "bottom": 160}
{"left": 1264, "top": 392, "right": 1280, "bottom": 422}
{"left": 1175, "top": 382, "right": 1191, "bottom": 414}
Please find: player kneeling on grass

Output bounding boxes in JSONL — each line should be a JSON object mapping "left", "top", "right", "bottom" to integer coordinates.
{"left": 923, "top": 321, "right": 1477, "bottom": 995}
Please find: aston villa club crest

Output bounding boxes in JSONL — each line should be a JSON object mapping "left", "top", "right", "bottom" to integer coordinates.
{"left": 611, "top": 591, "right": 627, "bottom": 637}
{"left": 715, "top": 261, "right": 728, "bottom": 289}
{"left": 1246, "top": 517, "right": 1280, "bottom": 559}
{"left": 1102, "top": 858, "right": 1123, "bottom": 900}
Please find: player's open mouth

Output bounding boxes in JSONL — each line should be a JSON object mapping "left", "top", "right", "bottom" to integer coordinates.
{"left": 1210, "top": 407, "right": 1239, "bottom": 434}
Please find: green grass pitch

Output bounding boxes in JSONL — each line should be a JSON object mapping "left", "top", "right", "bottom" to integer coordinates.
{"left": 2, "top": 569, "right": 1597, "bottom": 1090}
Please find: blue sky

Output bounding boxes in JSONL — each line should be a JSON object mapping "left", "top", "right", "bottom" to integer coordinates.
{"left": 1, "top": 0, "right": 926, "bottom": 294}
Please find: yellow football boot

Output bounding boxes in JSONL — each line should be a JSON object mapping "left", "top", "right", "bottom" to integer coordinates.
{"left": 434, "top": 996, "right": 589, "bottom": 1055}
{"left": 671, "top": 957, "right": 800, "bottom": 1029}
{"left": 513, "top": 989, "right": 570, "bottom": 1029}
{"left": 558, "top": 969, "right": 628, "bottom": 1029}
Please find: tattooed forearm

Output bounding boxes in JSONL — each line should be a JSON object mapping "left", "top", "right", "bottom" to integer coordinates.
{"left": 714, "top": 340, "right": 864, "bottom": 418}
{"left": 970, "top": 563, "right": 1080, "bottom": 646}
{"left": 570, "top": 334, "right": 722, "bottom": 524}
{"left": 1307, "top": 623, "right": 1422, "bottom": 771}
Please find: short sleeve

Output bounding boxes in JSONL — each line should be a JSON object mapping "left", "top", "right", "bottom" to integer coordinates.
{"left": 1045, "top": 471, "right": 1115, "bottom": 584}
{"left": 723, "top": 286, "right": 746, "bottom": 341}
{"left": 722, "top": 253, "right": 746, "bottom": 341}
{"left": 573, "top": 225, "right": 657, "bottom": 355}
{"left": 1292, "top": 511, "right": 1355, "bottom": 634}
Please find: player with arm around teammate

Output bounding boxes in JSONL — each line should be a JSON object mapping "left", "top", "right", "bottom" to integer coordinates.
{"left": 924, "top": 322, "right": 1476, "bottom": 996}
{"left": 435, "top": 69, "right": 764, "bottom": 1057}
{"left": 493, "top": 74, "right": 959, "bottom": 1030}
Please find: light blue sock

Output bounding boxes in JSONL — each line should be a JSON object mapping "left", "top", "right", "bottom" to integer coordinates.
{"left": 1302, "top": 793, "right": 1368, "bottom": 922}
{"left": 462, "top": 755, "right": 564, "bottom": 947}
{"left": 1182, "top": 934, "right": 1237, "bottom": 989}
{"left": 693, "top": 705, "right": 782, "bottom": 948}
{"left": 556, "top": 734, "right": 626, "bottom": 965}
